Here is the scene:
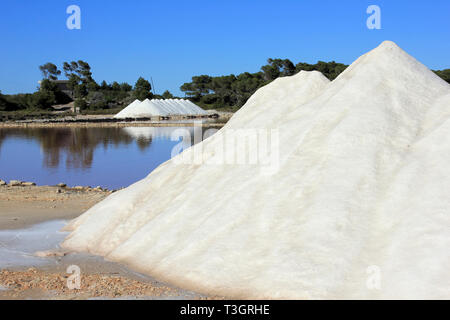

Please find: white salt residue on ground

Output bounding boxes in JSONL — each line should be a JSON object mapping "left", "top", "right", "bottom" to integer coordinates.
{"left": 62, "top": 41, "right": 450, "bottom": 299}
{"left": 0, "top": 220, "right": 67, "bottom": 269}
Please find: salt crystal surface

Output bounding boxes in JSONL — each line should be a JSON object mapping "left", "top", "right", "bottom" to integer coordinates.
{"left": 114, "top": 99, "right": 207, "bottom": 118}
{"left": 62, "top": 41, "right": 450, "bottom": 299}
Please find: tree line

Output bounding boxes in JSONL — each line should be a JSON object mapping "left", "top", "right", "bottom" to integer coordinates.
{"left": 0, "top": 61, "right": 174, "bottom": 112}
{"left": 180, "top": 59, "right": 348, "bottom": 110}
{"left": 180, "top": 58, "right": 450, "bottom": 110}
{"left": 1, "top": 59, "right": 450, "bottom": 113}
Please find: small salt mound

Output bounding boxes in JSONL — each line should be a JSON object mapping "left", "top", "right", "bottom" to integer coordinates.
{"left": 114, "top": 99, "right": 207, "bottom": 118}
{"left": 113, "top": 99, "right": 141, "bottom": 118}
{"left": 63, "top": 41, "right": 450, "bottom": 299}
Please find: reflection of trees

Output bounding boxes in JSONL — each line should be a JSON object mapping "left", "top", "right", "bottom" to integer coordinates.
{"left": 136, "top": 137, "right": 153, "bottom": 151}
{"left": 0, "top": 126, "right": 215, "bottom": 170}
{"left": 0, "top": 127, "right": 143, "bottom": 169}
{"left": 0, "top": 130, "right": 5, "bottom": 154}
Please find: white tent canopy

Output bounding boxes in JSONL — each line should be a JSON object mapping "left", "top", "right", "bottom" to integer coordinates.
{"left": 114, "top": 99, "right": 207, "bottom": 118}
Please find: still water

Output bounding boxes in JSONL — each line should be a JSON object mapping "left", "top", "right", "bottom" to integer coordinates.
{"left": 0, "top": 126, "right": 217, "bottom": 189}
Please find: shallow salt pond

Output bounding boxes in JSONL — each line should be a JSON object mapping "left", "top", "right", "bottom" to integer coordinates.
{"left": 0, "top": 126, "right": 217, "bottom": 189}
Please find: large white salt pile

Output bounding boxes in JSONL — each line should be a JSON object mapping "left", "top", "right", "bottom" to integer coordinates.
{"left": 114, "top": 98, "right": 207, "bottom": 118}
{"left": 62, "top": 41, "right": 450, "bottom": 299}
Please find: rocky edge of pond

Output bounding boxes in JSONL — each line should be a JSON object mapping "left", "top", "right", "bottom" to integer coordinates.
{"left": 0, "top": 179, "right": 120, "bottom": 193}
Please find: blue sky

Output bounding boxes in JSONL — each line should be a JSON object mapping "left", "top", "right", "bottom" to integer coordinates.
{"left": 0, "top": 0, "right": 449, "bottom": 95}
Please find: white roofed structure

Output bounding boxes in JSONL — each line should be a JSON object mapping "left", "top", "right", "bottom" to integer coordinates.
{"left": 63, "top": 42, "right": 450, "bottom": 299}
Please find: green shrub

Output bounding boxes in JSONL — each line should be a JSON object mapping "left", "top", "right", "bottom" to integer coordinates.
{"left": 74, "top": 99, "right": 88, "bottom": 110}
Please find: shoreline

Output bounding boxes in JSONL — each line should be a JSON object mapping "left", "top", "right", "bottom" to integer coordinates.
{"left": 0, "top": 250, "right": 210, "bottom": 300}
{"left": 0, "top": 184, "right": 112, "bottom": 230}
{"left": 0, "top": 111, "right": 232, "bottom": 128}
{"left": 0, "top": 121, "right": 226, "bottom": 128}
{"left": 0, "top": 248, "right": 211, "bottom": 300}
{"left": 0, "top": 184, "right": 221, "bottom": 299}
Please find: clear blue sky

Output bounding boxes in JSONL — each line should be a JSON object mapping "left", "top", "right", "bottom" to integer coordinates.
{"left": 1, "top": 0, "right": 449, "bottom": 95}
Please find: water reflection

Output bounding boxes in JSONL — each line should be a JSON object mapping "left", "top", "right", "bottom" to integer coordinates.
{"left": 0, "top": 127, "right": 135, "bottom": 169}
{"left": 123, "top": 127, "right": 200, "bottom": 153}
{"left": 0, "top": 126, "right": 216, "bottom": 188}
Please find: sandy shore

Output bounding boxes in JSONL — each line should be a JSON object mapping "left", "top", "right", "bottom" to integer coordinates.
{"left": 0, "top": 111, "right": 232, "bottom": 128}
{"left": 0, "top": 185, "right": 220, "bottom": 300}
{"left": 0, "top": 185, "right": 111, "bottom": 230}
{"left": 0, "top": 121, "right": 226, "bottom": 129}
{"left": 0, "top": 267, "right": 188, "bottom": 300}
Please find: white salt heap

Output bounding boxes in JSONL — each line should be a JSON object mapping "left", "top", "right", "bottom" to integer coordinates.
{"left": 114, "top": 98, "right": 207, "bottom": 118}
{"left": 113, "top": 99, "right": 141, "bottom": 118}
{"left": 62, "top": 41, "right": 450, "bottom": 299}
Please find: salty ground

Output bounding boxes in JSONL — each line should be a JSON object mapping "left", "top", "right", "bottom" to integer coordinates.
{"left": 0, "top": 185, "right": 218, "bottom": 300}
